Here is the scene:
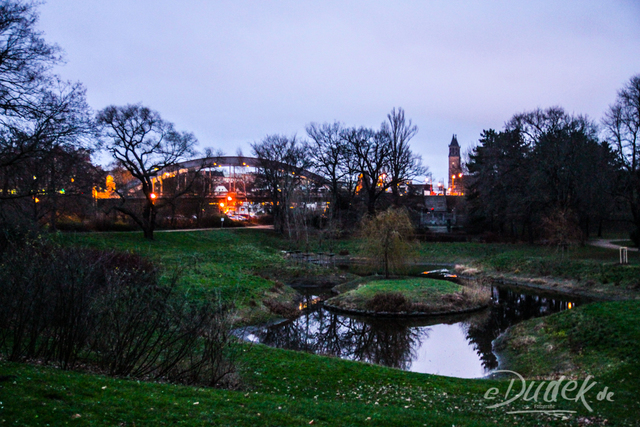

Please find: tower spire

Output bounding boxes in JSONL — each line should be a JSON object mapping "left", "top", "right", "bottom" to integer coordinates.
{"left": 448, "top": 134, "right": 462, "bottom": 194}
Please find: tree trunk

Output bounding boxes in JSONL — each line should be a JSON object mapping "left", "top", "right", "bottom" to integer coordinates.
{"left": 49, "top": 158, "right": 57, "bottom": 232}
{"left": 367, "top": 191, "right": 377, "bottom": 215}
{"left": 391, "top": 185, "right": 400, "bottom": 207}
{"left": 597, "top": 217, "right": 603, "bottom": 238}
{"left": 384, "top": 249, "right": 389, "bottom": 279}
{"left": 142, "top": 201, "right": 156, "bottom": 240}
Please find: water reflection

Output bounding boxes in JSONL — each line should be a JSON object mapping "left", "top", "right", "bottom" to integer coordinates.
{"left": 258, "top": 309, "right": 426, "bottom": 370}
{"left": 248, "top": 284, "right": 585, "bottom": 378}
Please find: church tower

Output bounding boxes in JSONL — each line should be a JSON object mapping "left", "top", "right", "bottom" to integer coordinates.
{"left": 448, "top": 134, "right": 462, "bottom": 194}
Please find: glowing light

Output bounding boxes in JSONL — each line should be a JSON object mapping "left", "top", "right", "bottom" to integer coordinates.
{"left": 568, "top": 302, "right": 573, "bottom": 309}
{"left": 227, "top": 195, "right": 232, "bottom": 201}
{"left": 220, "top": 202, "right": 225, "bottom": 208}
{"left": 150, "top": 193, "right": 157, "bottom": 200}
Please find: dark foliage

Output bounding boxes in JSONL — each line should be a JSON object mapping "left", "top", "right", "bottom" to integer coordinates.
{"left": 0, "top": 240, "right": 238, "bottom": 387}
{"left": 603, "top": 74, "right": 640, "bottom": 247}
{"left": 365, "top": 292, "right": 411, "bottom": 313}
{"left": 466, "top": 108, "right": 617, "bottom": 241}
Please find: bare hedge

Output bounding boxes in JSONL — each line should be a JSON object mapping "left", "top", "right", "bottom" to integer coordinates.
{"left": 0, "top": 239, "right": 238, "bottom": 387}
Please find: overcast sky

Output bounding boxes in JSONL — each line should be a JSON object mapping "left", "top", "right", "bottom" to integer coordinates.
{"left": 38, "top": 1, "right": 640, "bottom": 183}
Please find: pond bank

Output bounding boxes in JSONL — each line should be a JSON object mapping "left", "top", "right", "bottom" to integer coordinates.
{"left": 455, "top": 264, "right": 640, "bottom": 302}
{"left": 323, "top": 300, "right": 489, "bottom": 317}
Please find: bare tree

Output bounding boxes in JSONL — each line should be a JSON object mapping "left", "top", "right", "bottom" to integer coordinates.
{"left": 0, "top": 79, "right": 97, "bottom": 229}
{"left": 0, "top": 2, "right": 97, "bottom": 230}
{"left": 251, "top": 134, "right": 311, "bottom": 235}
{"left": 382, "top": 108, "right": 426, "bottom": 205}
{"left": 603, "top": 74, "right": 640, "bottom": 246}
{"left": 342, "top": 127, "right": 390, "bottom": 215}
{"left": 0, "top": 0, "right": 61, "bottom": 119}
{"left": 306, "top": 121, "right": 358, "bottom": 213}
{"left": 97, "top": 104, "right": 197, "bottom": 239}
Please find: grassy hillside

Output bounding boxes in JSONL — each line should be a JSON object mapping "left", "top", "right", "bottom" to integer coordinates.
{"left": 2, "top": 341, "right": 625, "bottom": 426}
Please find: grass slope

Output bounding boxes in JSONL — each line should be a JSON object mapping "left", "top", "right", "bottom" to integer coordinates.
{"left": 494, "top": 300, "right": 640, "bottom": 424}
{"left": 0, "top": 342, "right": 616, "bottom": 427}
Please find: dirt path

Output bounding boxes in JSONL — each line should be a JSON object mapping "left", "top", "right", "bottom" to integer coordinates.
{"left": 588, "top": 238, "right": 638, "bottom": 252}
{"left": 156, "top": 225, "right": 274, "bottom": 232}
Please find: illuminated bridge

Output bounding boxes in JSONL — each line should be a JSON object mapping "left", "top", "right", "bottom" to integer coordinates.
{"left": 96, "top": 156, "right": 329, "bottom": 218}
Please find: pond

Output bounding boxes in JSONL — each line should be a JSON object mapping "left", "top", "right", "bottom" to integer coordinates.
{"left": 243, "top": 281, "right": 586, "bottom": 378}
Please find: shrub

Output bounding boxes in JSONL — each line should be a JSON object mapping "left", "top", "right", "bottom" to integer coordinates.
{"left": 0, "top": 240, "right": 238, "bottom": 387}
{"left": 365, "top": 292, "right": 411, "bottom": 313}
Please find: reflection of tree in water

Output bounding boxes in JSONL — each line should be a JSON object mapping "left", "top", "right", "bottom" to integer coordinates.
{"left": 463, "top": 286, "right": 582, "bottom": 371}
{"left": 349, "top": 319, "right": 426, "bottom": 370}
{"left": 258, "top": 285, "right": 581, "bottom": 374}
{"left": 258, "top": 308, "right": 427, "bottom": 370}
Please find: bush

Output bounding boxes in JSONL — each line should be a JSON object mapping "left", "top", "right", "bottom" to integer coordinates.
{"left": 365, "top": 292, "right": 411, "bottom": 313}
{"left": 0, "top": 240, "right": 238, "bottom": 387}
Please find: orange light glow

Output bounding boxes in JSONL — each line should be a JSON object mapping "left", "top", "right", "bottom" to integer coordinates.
{"left": 227, "top": 195, "right": 232, "bottom": 201}
{"left": 220, "top": 202, "right": 225, "bottom": 208}
{"left": 150, "top": 193, "right": 157, "bottom": 199}
{"left": 568, "top": 302, "right": 573, "bottom": 309}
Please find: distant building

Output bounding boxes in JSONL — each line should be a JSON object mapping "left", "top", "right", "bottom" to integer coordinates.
{"left": 448, "top": 134, "right": 465, "bottom": 195}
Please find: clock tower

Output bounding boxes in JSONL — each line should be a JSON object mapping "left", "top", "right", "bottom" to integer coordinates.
{"left": 448, "top": 135, "right": 462, "bottom": 194}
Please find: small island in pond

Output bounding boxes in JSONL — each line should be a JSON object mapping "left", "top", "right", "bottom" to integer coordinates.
{"left": 325, "top": 277, "right": 491, "bottom": 317}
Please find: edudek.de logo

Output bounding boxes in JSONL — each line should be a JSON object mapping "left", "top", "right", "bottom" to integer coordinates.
{"left": 483, "top": 370, "right": 614, "bottom": 415}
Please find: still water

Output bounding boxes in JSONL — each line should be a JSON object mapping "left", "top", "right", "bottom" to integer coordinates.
{"left": 244, "top": 284, "right": 584, "bottom": 378}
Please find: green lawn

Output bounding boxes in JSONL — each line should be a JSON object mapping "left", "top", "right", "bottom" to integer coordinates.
{"left": 1, "top": 340, "right": 625, "bottom": 427}
{"left": 341, "top": 277, "right": 461, "bottom": 298}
